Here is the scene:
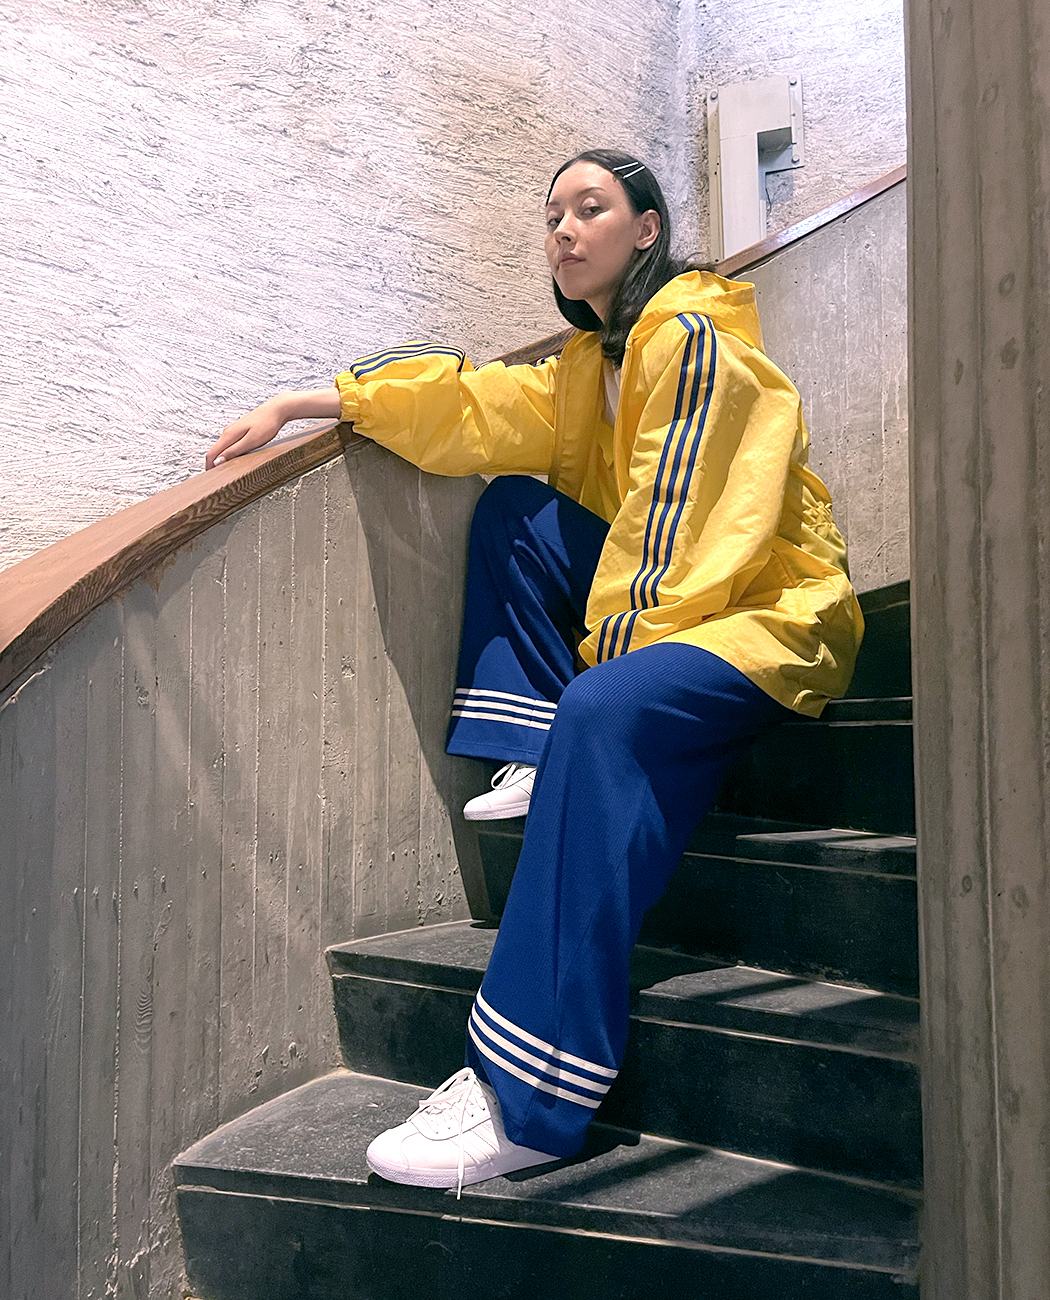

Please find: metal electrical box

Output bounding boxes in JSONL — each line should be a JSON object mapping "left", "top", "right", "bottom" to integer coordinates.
{"left": 707, "top": 74, "right": 804, "bottom": 261}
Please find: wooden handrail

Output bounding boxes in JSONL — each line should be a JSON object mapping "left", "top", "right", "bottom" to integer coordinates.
{"left": 0, "top": 166, "right": 906, "bottom": 695}
{"left": 0, "top": 333, "right": 568, "bottom": 694}
{"left": 0, "top": 422, "right": 351, "bottom": 693}
{"left": 716, "top": 164, "right": 906, "bottom": 277}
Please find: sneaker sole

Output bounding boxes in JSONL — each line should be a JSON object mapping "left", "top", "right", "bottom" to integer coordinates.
{"left": 463, "top": 802, "right": 531, "bottom": 821}
{"left": 366, "top": 1149, "right": 560, "bottom": 1189}
{"left": 366, "top": 1153, "right": 463, "bottom": 1188}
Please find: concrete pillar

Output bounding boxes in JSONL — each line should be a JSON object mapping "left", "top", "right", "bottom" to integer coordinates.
{"left": 907, "top": 1, "right": 1050, "bottom": 1296}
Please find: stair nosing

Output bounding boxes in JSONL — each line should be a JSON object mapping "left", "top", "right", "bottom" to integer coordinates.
{"left": 175, "top": 1181, "right": 917, "bottom": 1278}
{"left": 680, "top": 848, "right": 916, "bottom": 881}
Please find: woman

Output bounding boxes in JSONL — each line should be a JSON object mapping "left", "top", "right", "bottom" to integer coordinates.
{"left": 207, "top": 149, "right": 863, "bottom": 1193}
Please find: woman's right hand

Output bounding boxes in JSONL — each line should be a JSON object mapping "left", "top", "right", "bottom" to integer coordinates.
{"left": 205, "top": 387, "right": 341, "bottom": 469}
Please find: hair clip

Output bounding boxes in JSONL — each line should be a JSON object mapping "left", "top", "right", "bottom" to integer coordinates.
{"left": 612, "top": 163, "right": 646, "bottom": 180}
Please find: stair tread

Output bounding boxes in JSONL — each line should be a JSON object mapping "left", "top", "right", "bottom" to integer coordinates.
{"left": 175, "top": 1070, "right": 918, "bottom": 1273}
{"left": 807, "top": 697, "right": 912, "bottom": 723}
{"left": 480, "top": 813, "right": 916, "bottom": 878}
{"left": 328, "top": 921, "right": 918, "bottom": 1057}
{"left": 728, "top": 828, "right": 916, "bottom": 877}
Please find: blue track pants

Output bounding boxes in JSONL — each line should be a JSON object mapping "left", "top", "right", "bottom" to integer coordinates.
{"left": 449, "top": 476, "right": 789, "bottom": 1157}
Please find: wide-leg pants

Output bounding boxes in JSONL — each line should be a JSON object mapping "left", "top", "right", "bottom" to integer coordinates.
{"left": 448, "top": 476, "right": 789, "bottom": 1157}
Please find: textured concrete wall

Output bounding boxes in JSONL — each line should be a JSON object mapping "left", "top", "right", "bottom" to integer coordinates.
{"left": 750, "top": 181, "right": 908, "bottom": 592}
{"left": 908, "top": 0, "right": 1050, "bottom": 1294}
{"left": 0, "top": 0, "right": 691, "bottom": 570}
{"left": 2, "top": 1, "right": 908, "bottom": 567}
{"left": 689, "top": 0, "right": 906, "bottom": 260}
{"left": 0, "top": 447, "right": 485, "bottom": 1300}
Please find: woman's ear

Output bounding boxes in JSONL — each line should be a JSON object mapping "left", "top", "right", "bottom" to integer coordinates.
{"left": 636, "top": 210, "right": 661, "bottom": 251}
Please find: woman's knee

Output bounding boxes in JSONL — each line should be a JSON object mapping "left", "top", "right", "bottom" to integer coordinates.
{"left": 554, "top": 659, "right": 643, "bottom": 745}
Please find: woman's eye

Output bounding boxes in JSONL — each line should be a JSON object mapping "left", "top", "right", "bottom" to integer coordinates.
{"left": 581, "top": 206, "right": 601, "bottom": 218}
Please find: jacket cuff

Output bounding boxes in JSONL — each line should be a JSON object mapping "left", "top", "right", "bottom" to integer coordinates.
{"left": 334, "top": 371, "right": 361, "bottom": 424}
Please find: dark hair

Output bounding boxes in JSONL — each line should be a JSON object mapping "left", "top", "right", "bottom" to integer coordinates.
{"left": 547, "top": 148, "right": 700, "bottom": 365}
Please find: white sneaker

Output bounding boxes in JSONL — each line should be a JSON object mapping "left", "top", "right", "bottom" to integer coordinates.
{"left": 365, "top": 1067, "right": 559, "bottom": 1196}
{"left": 463, "top": 762, "right": 536, "bottom": 821}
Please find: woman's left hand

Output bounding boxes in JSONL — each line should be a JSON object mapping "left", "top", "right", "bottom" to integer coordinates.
{"left": 205, "top": 387, "right": 341, "bottom": 469}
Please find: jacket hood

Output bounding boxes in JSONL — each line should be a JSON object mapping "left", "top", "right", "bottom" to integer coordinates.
{"left": 629, "top": 270, "right": 764, "bottom": 353}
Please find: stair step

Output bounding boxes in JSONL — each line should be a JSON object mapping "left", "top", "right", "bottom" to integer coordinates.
{"left": 822, "top": 696, "right": 912, "bottom": 723}
{"left": 846, "top": 581, "right": 911, "bottom": 701}
{"left": 713, "top": 580, "right": 914, "bottom": 834}
{"left": 731, "top": 824, "right": 915, "bottom": 875}
{"left": 174, "top": 1071, "right": 919, "bottom": 1300}
{"left": 715, "top": 712, "right": 915, "bottom": 834}
{"left": 327, "top": 922, "right": 921, "bottom": 1186}
{"left": 479, "top": 814, "right": 918, "bottom": 995}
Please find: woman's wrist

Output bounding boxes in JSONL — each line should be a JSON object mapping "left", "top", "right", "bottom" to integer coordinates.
{"left": 272, "top": 387, "right": 342, "bottom": 422}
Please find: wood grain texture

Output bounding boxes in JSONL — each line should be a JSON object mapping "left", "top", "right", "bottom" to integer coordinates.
{"left": 318, "top": 460, "right": 358, "bottom": 967}
{"left": 287, "top": 471, "right": 328, "bottom": 1082}
{"left": 78, "top": 604, "right": 124, "bottom": 1298}
{"left": 0, "top": 663, "right": 62, "bottom": 1300}
{"left": 115, "top": 578, "right": 160, "bottom": 1299}
{"left": 148, "top": 545, "right": 196, "bottom": 1300}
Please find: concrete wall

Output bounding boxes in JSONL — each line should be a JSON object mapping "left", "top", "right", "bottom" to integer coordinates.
{"left": 0, "top": 446, "right": 484, "bottom": 1299}
{"left": 1, "top": 0, "right": 907, "bottom": 574}
{"left": 750, "top": 181, "right": 908, "bottom": 592}
{"left": 688, "top": 0, "right": 906, "bottom": 260}
{"left": 0, "top": 0, "right": 691, "bottom": 570}
{"left": 908, "top": 0, "right": 1050, "bottom": 1293}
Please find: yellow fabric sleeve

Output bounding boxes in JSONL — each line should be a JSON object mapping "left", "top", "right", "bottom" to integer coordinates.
{"left": 580, "top": 314, "right": 803, "bottom": 666}
{"left": 335, "top": 341, "right": 558, "bottom": 477}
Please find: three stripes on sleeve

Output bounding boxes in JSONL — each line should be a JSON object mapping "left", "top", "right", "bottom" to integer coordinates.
{"left": 595, "top": 312, "right": 717, "bottom": 663}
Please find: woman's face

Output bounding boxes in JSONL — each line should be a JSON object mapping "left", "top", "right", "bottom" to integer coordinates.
{"left": 545, "top": 162, "right": 660, "bottom": 323}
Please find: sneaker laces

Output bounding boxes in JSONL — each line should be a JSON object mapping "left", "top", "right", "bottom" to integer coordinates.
{"left": 409, "top": 1067, "right": 486, "bottom": 1198}
{"left": 491, "top": 762, "right": 535, "bottom": 790}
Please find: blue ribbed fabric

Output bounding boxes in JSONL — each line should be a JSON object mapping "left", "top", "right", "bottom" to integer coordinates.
{"left": 450, "top": 476, "right": 789, "bottom": 1156}
{"left": 446, "top": 475, "right": 609, "bottom": 764}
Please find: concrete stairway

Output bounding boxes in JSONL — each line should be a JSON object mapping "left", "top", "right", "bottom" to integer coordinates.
{"left": 174, "top": 581, "right": 920, "bottom": 1298}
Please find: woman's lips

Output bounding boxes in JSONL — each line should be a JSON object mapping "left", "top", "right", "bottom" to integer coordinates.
{"left": 558, "top": 254, "right": 583, "bottom": 267}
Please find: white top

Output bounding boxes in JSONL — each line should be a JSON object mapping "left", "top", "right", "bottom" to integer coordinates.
{"left": 602, "top": 358, "right": 622, "bottom": 426}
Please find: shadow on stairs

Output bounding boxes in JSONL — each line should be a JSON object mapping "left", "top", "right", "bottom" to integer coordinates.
{"left": 174, "top": 581, "right": 920, "bottom": 1298}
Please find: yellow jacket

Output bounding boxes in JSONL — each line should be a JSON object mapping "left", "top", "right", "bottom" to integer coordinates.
{"left": 335, "top": 271, "right": 863, "bottom": 717}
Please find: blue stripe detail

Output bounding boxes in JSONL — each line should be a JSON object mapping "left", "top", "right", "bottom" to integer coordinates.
{"left": 595, "top": 611, "right": 630, "bottom": 663}
{"left": 605, "top": 611, "right": 630, "bottom": 662}
{"left": 642, "top": 317, "right": 719, "bottom": 611}
{"left": 596, "top": 616, "right": 612, "bottom": 663}
{"left": 351, "top": 342, "right": 466, "bottom": 380}
{"left": 636, "top": 317, "right": 711, "bottom": 610}
{"left": 618, "top": 608, "right": 643, "bottom": 657}
{"left": 608, "top": 313, "right": 717, "bottom": 661}
{"left": 629, "top": 319, "right": 703, "bottom": 614}
{"left": 351, "top": 340, "right": 458, "bottom": 372}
